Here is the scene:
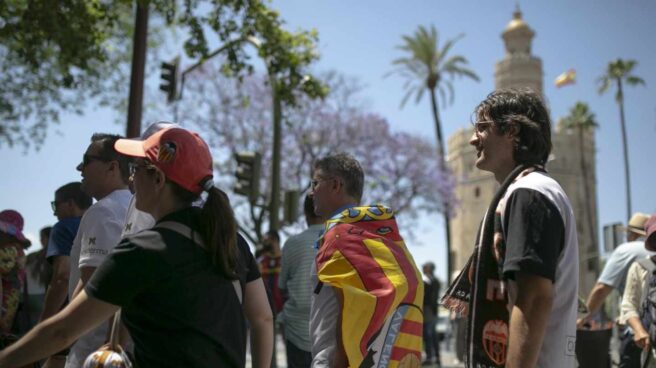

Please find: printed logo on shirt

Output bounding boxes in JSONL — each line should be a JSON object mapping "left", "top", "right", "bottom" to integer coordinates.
{"left": 482, "top": 320, "right": 508, "bottom": 365}
{"left": 88, "top": 237, "right": 96, "bottom": 245}
{"left": 82, "top": 248, "right": 109, "bottom": 256}
{"left": 124, "top": 222, "right": 132, "bottom": 232}
{"left": 565, "top": 335, "right": 576, "bottom": 356}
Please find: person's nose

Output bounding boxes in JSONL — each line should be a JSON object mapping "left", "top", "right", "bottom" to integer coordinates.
{"left": 76, "top": 162, "right": 83, "bottom": 172}
{"left": 469, "top": 131, "right": 479, "bottom": 147}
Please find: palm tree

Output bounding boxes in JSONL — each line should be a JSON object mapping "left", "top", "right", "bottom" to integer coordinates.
{"left": 389, "top": 25, "right": 479, "bottom": 280}
{"left": 562, "top": 102, "right": 598, "bottom": 272}
{"left": 598, "top": 59, "right": 645, "bottom": 221}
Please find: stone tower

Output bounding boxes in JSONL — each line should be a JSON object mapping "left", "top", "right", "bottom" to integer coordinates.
{"left": 446, "top": 7, "right": 599, "bottom": 295}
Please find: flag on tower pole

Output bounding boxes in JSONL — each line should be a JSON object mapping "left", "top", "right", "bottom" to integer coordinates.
{"left": 555, "top": 69, "right": 576, "bottom": 88}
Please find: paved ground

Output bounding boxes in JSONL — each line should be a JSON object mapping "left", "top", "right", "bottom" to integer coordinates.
{"left": 247, "top": 336, "right": 464, "bottom": 368}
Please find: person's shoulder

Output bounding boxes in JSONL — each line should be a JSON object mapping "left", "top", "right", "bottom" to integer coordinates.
{"left": 511, "top": 171, "right": 564, "bottom": 195}
{"left": 615, "top": 240, "right": 647, "bottom": 255}
{"left": 101, "top": 189, "right": 132, "bottom": 209}
{"left": 53, "top": 217, "right": 79, "bottom": 231}
{"left": 81, "top": 202, "right": 113, "bottom": 223}
{"left": 508, "top": 172, "right": 572, "bottom": 215}
{"left": 121, "top": 229, "right": 166, "bottom": 253}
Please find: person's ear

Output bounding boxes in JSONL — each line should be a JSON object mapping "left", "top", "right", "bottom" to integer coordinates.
{"left": 331, "top": 177, "right": 343, "bottom": 193}
{"left": 107, "top": 161, "right": 123, "bottom": 177}
{"left": 151, "top": 168, "right": 167, "bottom": 191}
{"left": 505, "top": 123, "right": 519, "bottom": 139}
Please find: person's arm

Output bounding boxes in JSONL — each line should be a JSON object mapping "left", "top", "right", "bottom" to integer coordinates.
{"left": 506, "top": 272, "right": 554, "bottom": 368}
{"left": 243, "top": 277, "right": 274, "bottom": 368}
{"left": 0, "top": 290, "right": 119, "bottom": 367}
{"left": 577, "top": 282, "right": 614, "bottom": 327}
{"left": 620, "top": 262, "right": 650, "bottom": 350}
{"left": 72, "top": 266, "right": 96, "bottom": 299}
{"left": 39, "top": 256, "right": 70, "bottom": 321}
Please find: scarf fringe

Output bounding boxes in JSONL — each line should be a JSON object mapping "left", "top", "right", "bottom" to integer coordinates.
{"left": 441, "top": 295, "right": 469, "bottom": 318}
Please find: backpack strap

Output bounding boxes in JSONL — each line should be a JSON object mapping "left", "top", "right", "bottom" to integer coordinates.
{"left": 154, "top": 221, "right": 243, "bottom": 305}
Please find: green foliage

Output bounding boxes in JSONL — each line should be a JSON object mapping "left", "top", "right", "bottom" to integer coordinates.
{"left": 0, "top": 0, "right": 134, "bottom": 148}
{"left": 0, "top": 0, "right": 326, "bottom": 149}
{"left": 562, "top": 101, "right": 598, "bottom": 131}
{"left": 389, "top": 25, "right": 479, "bottom": 108}
{"left": 598, "top": 58, "right": 646, "bottom": 102}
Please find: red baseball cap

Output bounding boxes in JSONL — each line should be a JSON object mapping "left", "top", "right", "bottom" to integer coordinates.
{"left": 114, "top": 127, "right": 213, "bottom": 194}
{"left": 645, "top": 215, "right": 656, "bottom": 251}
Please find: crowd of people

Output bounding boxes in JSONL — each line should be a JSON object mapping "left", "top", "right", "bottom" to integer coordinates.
{"left": 0, "top": 88, "right": 652, "bottom": 368}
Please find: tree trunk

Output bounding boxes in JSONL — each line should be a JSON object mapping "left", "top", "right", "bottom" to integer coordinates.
{"left": 617, "top": 79, "right": 632, "bottom": 221}
{"left": 429, "top": 87, "right": 452, "bottom": 281}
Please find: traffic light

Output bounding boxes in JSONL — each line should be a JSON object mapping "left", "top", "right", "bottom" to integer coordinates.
{"left": 159, "top": 57, "right": 179, "bottom": 103}
{"left": 234, "top": 151, "right": 262, "bottom": 203}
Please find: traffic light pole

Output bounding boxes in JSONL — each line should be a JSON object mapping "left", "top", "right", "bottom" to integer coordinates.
{"left": 270, "top": 86, "right": 282, "bottom": 231}
{"left": 126, "top": 2, "right": 149, "bottom": 138}
{"left": 174, "top": 36, "right": 283, "bottom": 232}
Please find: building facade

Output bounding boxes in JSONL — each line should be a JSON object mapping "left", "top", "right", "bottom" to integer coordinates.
{"left": 447, "top": 8, "right": 599, "bottom": 294}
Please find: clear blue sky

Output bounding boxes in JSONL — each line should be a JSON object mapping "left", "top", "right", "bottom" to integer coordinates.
{"left": 1, "top": 0, "right": 655, "bottom": 282}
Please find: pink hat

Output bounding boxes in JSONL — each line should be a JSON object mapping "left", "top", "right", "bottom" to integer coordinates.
{"left": 0, "top": 209, "right": 28, "bottom": 244}
{"left": 645, "top": 215, "right": 656, "bottom": 251}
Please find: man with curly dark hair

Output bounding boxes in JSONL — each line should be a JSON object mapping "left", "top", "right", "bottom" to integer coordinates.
{"left": 442, "top": 89, "right": 579, "bottom": 368}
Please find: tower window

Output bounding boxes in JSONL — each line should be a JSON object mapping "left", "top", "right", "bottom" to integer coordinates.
{"left": 474, "top": 187, "right": 480, "bottom": 198}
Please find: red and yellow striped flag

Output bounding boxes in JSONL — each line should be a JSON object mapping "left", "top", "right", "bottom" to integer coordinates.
{"left": 555, "top": 69, "right": 576, "bottom": 88}
{"left": 317, "top": 205, "right": 424, "bottom": 368}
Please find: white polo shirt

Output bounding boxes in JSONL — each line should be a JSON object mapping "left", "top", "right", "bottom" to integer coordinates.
{"left": 66, "top": 188, "right": 131, "bottom": 368}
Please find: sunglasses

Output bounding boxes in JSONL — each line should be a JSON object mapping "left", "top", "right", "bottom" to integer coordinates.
{"left": 81, "top": 154, "right": 110, "bottom": 167}
{"left": 128, "top": 161, "right": 157, "bottom": 177}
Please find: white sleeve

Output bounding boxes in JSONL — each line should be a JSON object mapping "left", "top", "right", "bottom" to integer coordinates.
{"left": 619, "top": 261, "right": 644, "bottom": 325}
{"left": 78, "top": 206, "right": 124, "bottom": 269}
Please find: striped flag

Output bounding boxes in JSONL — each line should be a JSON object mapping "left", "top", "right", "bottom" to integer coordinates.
{"left": 555, "top": 69, "right": 576, "bottom": 88}
{"left": 317, "top": 205, "right": 424, "bottom": 367}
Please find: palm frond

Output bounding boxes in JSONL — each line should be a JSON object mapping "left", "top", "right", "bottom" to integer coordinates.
{"left": 626, "top": 75, "right": 646, "bottom": 86}
{"left": 445, "top": 80, "right": 455, "bottom": 106}
{"left": 597, "top": 76, "right": 611, "bottom": 95}
{"left": 438, "top": 33, "right": 465, "bottom": 65}
{"left": 414, "top": 87, "right": 426, "bottom": 105}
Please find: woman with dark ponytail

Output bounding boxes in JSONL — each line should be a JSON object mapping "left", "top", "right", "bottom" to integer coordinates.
{"left": 0, "top": 127, "right": 274, "bottom": 368}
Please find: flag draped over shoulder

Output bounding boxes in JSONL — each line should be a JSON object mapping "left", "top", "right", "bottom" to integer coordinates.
{"left": 316, "top": 205, "right": 424, "bottom": 368}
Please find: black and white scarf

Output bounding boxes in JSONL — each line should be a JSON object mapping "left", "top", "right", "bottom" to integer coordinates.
{"left": 441, "top": 164, "right": 542, "bottom": 368}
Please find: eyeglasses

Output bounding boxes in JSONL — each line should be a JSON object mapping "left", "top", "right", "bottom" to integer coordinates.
{"left": 473, "top": 120, "right": 494, "bottom": 133}
{"left": 81, "top": 154, "right": 110, "bottom": 167}
{"left": 50, "top": 199, "right": 65, "bottom": 211}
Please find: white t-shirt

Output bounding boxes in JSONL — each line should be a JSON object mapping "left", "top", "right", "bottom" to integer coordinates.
{"left": 66, "top": 188, "right": 131, "bottom": 368}
{"left": 121, "top": 196, "right": 156, "bottom": 237}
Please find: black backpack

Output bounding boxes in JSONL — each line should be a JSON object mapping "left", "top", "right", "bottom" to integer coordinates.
{"left": 637, "top": 258, "right": 656, "bottom": 349}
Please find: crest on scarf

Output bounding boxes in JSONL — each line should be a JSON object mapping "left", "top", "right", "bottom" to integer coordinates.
{"left": 482, "top": 320, "right": 508, "bottom": 365}
{"left": 157, "top": 141, "right": 176, "bottom": 163}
